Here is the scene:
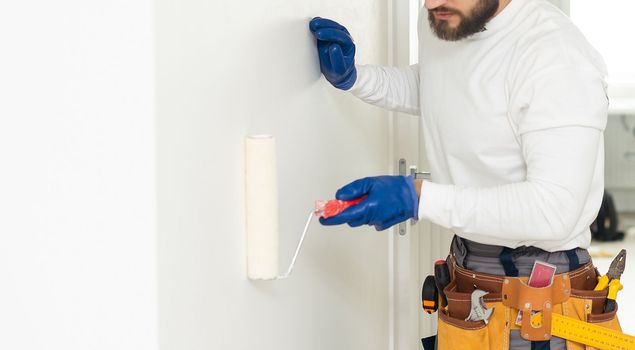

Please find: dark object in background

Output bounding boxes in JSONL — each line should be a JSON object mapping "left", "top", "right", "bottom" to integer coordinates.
{"left": 591, "top": 191, "right": 624, "bottom": 242}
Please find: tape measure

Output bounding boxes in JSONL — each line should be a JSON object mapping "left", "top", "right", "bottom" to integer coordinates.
{"left": 421, "top": 275, "right": 438, "bottom": 314}
{"left": 551, "top": 313, "right": 635, "bottom": 350}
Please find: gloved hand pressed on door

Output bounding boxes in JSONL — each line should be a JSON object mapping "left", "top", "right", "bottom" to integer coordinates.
{"left": 319, "top": 175, "right": 419, "bottom": 231}
{"left": 309, "top": 17, "right": 357, "bottom": 90}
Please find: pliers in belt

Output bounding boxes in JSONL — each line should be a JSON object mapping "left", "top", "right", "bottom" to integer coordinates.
{"left": 594, "top": 249, "right": 626, "bottom": 313}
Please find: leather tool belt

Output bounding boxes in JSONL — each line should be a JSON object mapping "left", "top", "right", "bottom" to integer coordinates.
{"left": 436, "top": 256, "right": 622, "bottom": 350}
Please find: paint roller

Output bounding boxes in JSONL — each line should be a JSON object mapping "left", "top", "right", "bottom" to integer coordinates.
{"left": 245, "top": 135, "right": 364, "bottom": 280}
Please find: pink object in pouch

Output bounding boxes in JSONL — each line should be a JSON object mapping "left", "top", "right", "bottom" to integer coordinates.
{"left": 515, "top": 260, "right": 557, "bottom": 325}
{"left": 527, "top": 261, "right": 557, "bottom": 288}
{"left": 314, "top": 196, "right": 367, "bottom": 219}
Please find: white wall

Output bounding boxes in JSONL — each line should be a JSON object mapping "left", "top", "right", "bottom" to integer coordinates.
{"left": 155, "top": 1, "right": 392, "bottom": 349}
{"left": 0, "top": 1, "right": 158, "bottom": 349}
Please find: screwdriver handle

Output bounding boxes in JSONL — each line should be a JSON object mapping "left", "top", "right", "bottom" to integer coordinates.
{"left": 434, "top": 260, "right": 451, "bottom": 308}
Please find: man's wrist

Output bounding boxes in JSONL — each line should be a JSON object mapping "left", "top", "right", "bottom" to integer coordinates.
{"left": 415, "top": 179, "right": 423, "bottom": 200}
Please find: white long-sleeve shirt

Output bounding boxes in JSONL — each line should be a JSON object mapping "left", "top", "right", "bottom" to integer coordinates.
{"left": 349, "top": 0, "right": 609, "bottom": 251}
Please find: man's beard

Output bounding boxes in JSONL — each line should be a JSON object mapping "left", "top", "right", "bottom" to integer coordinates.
{"left": 428, "top": 0, "right": 499, "bottom": 41}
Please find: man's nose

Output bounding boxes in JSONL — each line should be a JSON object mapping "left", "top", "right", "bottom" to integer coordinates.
{"left": 425, "top": 0, "right": 448, "bottom": 10}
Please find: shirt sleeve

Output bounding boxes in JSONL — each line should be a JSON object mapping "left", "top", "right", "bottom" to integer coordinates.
{"left": 511, "top": 66, "right": 608, "bottom": 134}
{"left": 418, "top": 126, "right": 602, "bottom": 242}
{"left": 348, "top": 64, "right": 420, "bottom": 116}
{"left": 418, "top": 39, "right": 608, "bottom": 244}
{"left": 508, "top": 32, "right": 609, "bottom": 134}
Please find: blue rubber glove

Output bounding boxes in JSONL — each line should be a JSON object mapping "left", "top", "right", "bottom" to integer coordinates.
{"left": 309, "top": 17, "right": 357, "bottom": 90}
{"left": 320, "top": 176, "right": 419, "bottom": 231}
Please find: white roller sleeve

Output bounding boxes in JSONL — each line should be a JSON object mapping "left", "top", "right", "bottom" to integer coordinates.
{"left": 245, "top": 135, "right": 279, "bottom": 280}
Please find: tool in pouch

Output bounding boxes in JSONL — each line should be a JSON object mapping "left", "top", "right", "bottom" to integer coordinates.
{"left": 540, "top": 312, "right": 635, "bottom": 350}
{"left": 501, "top": 263, "right": 577, "bottom": 341}
{"left": 502, "top": 252, "right": 634, "bottom": 350}
{"left": 465, "top": 289, "right": 494, "bottom": 324}
{"left": 594, "top": 249, "right": 626, "bottom": 313}
{"left": 434, "top": 260, "right": 451, "bottom": 307}
{"left": 421, "top": 261, "right": 495, "bottom": 323}
{"left": 514, "top": 261, "right": 557, "bottom": 326}
{"left": 422, "top": 275, "right": 439, "bottom": 314}
{"left": 421, "top": 260, "right": 452, "bottom": 315}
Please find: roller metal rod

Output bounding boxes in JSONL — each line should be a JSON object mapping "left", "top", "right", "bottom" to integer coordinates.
{"left": 276, "top": 210, "right": 315, "bottom": 279}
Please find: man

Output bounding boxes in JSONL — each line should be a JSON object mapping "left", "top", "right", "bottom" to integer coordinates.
{"left": 310, "top": 0, "right": 611, "bottom": 349}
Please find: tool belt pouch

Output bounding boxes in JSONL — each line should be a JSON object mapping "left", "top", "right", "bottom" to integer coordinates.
{"left": 437, "top": 280, "right": 504, "bottom": 350}
{"left": 439, "top": 258, "right": 622, "bottom": 350}
{"left": 501, "top": 274, "right": 571, "bottom": 341}
{"left": 437, "top": 260, "right": 508, "bottom": 350}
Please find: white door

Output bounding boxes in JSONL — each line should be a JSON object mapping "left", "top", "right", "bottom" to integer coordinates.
{"left": 387, "top": 0, "right": 441, "bottom": 349}
{"left": 388, "top": 1, "right": 457, "bottom": 348}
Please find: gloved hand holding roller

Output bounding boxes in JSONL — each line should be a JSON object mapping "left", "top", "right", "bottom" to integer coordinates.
{"left": 317, "top": 175, "right": 419, "bottom": 231}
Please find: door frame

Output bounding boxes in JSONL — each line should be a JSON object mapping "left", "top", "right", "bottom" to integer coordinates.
{"left": 386, "top": 1, "right": 440, "bottom": 349}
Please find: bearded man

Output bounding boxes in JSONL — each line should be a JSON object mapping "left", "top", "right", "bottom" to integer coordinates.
{"left": 310, "top": 1, "right": 617, "bottom": 349}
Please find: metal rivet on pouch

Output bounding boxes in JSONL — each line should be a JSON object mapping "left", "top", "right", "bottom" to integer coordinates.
{"left": 544, "top": 334, "right": 549, "bottom": 339}
{"left": 524, "top": 334, "right": 529, "bottom": 338}
{"left": 504, "top": 279, "right": 509, "bottom": 284}
{"left": 545, "top": 302, "right": 551, "bottom": 309}
{"left": 472, "top": 274, "right": 476, "bottom": 279}
{"left": 525, "top": 302, "right": 531, "bottom": 309}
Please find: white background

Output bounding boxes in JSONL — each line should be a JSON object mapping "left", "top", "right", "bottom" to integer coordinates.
{"left": 570, "top": 0, "right": 635, "bottom": 99}
{"left": 0, "top": 1, "right": 158, "bottom": 349}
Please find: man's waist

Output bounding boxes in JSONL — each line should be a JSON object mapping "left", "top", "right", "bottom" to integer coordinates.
{"left": 451, "top": 235, "right": 591, "bottom": 276}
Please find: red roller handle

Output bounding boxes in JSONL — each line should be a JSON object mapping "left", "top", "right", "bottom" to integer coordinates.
{"left": 315, "top": 196, "right": 367, "bottom": 219}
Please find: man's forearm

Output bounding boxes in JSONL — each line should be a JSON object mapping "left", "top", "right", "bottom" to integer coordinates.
{"left": 349, "top": 64, "right": 421, "bottom": 116}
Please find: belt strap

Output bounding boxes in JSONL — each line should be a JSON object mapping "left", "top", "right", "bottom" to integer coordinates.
{"left": 565, "top": 249, "right": 580, "bottom": 270}
{"left": 531, "top": 341, "right": 550, "bottom": 350}
{"left": 497, "top": 245, "right": 581, "bottom": 276}
{"left": 499, "top": 247, "right": 519, "bottom": 277}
